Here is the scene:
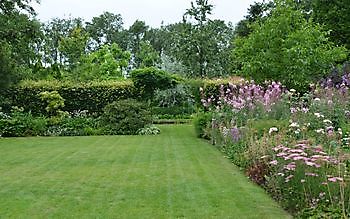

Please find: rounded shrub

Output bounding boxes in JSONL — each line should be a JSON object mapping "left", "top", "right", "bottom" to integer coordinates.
{"left": 131, "top": 67, "right": 179, "bottom": 99}
{"left": 100, "top": 99, "right": 152, "bottom": 135}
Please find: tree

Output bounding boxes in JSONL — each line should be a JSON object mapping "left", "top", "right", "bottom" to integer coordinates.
{"left": 164, "top": 0, "right": 234, "bottom": 78}
{"left": 234, "top": 1, "right": 274, "bottom": 37}
{"left": 0, "top": 0, "right": 39, "bottom": 15}
{"left": 86, "top": 12, "right": 124, "bottom": 50}
{"left": 58, "top": 27, "right": 89, "bottom": 70}
{"left": 128, "top": 20, "right": 149, "bottom": 68}
{"left": 0, "top": 0, "right": 41, "bottom": 86}
{"left": 0, "top": 42, "right": 17, "bottom": 89}
{"left": 312, "top": 0, "right": 350, "bottom": 49}
{"left": 233, "top": 0, "right": 348, "bottom": 91}
{"left": 42, "top": 18, "right": 84, "bottom": 66}
{"left": 135, "top": 41, "right": 160, "bottom": 68}
{"left": 73, "top": 43, "right": 131, "bottom": 80}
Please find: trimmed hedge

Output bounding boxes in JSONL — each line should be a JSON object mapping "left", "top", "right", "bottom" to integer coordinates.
{"left": 0, "top": 80, "right": 137, "bottom": 116}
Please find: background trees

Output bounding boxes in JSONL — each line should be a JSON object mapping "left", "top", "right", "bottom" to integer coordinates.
{"left": 0, "top": 0, "right": 41, "bottom": 88}
{"left": 0, "top": 0, "right": 349, "bottom": 85}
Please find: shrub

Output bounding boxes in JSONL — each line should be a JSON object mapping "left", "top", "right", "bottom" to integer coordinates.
{"left": 131, "top": 67, "right": 179, "bottom": 99}
{"left": 38, "top": 91, "right": 65, "bottom": 116}
{"left": 193, "top": 112, "right": 213, "bottom": 139}
{"left": 0, "top": 108, "right": 47, "bottom": 137}
{"left": 100, "top": 99, "right": 152, "bottom": 135}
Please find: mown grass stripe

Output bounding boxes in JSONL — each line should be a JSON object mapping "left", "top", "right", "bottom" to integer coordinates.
{"left": 0, "top": 125, "right": 290, "bottom": 218}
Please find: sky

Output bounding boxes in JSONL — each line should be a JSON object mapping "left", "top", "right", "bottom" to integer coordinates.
{"left": 33, "top": 0, "right": 262, "bottom": 28}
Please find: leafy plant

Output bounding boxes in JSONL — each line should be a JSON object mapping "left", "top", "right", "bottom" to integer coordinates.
{"left": 193, "top": 111, "right": 213, "bottom": 139}
{"left": 233, "top": 0, "right": 348, "bottom": 91}
{"left": 137, "top": 125, "right": 161, "bottom": 135}
{"left": 100, "top": 99, "right": 152, "bottom": 135}
{"left": 38, "top": 91, "right": 65, "bottom": 116}
{"left": 131, "top": 67, "right": 179, "bottom": 99}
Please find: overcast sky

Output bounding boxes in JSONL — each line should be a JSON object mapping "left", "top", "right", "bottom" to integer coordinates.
{"left": 33, "top": 0, "right": 262, "bottom": 28}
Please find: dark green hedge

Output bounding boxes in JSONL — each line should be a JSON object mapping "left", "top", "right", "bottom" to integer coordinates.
{"left": 0, "top": 80, "right": 137, "bottom": 115}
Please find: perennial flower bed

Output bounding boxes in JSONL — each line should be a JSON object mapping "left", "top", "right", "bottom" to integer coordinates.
{"left": 197, "top": 68, "right": 350, "bottom": 217}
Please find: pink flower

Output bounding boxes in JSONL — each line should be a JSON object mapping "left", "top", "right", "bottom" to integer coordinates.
{"left": 285, "top": 175, "right": 294, "bottom": 182}
{"left": 284, "top": 162, "right": 296, "bottom": 171}
{"left": 305, "top": 172, "right": 319, "bottom": 177}
{"left": 269, "top": 160, "right": 278, "bottom": 165}
{"left": 289, "top": 149, "right": 304, "bottom": 153}
{"left": 328, "top": 177, "right": 344, "bottom": 183}
{"left": 292, "top": 156, "right": 306, "bottom": 161}
{"left": 277, "top": 152, "right": 288, "bottom": 157}
{"left": 305, "top": 161, "right": 321, "bottom": 168}
{"left": 328, "top": 177, "right": 337, "bottom": 182}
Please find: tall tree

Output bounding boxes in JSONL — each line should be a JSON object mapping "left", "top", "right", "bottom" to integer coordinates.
{"left": 234, "top": 1, "right": 274, "bottom": 38}
{"left": 0, "top": 0, "right": 41, "bottom": 87}
{"left": 135, "top": 41, "right": 160, "bottom": 68}
{"left": 165, "top": 0, "right": 234, "bottom": 77}
{"left": 312, "top": 0, "right": 350, "bottom": 49}
{"left": 86, "top": 12, "right": 124, "bottom": 50}
{"left": 42, "top": 17, "right": 83, "bottom": 66}
{"left": 58, "top": 27, "right": 89, "bottom": 70}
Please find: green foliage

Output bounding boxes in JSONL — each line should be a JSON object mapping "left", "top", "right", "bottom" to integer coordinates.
{"left": 0, "top": 108, "right": 47, "bottom": 137}
{"left": 137, "top": 125, "right": 161, "bottom": 135}
{"left": 41, "top": 17, "right": 84, "bottom": 71}
{"left": 312, "top": 0, "right": 350, "bottom": 49}
{"left": 247, "top": 119, "right": 289, "bottom": 138}
{"left": 100, "top": 99, "right": 152, "bottom": 135}
{"left": 135, "top": 41, "right": 160, "bottom": 68}
{"left": 233, "top": 1, "right": 348, "bottom": 91}
{"left": 85, "top": 12, "right": 124, "bottom": 49}
{"left": 234, "top": 1, "right": 274, "bottom": 38}
{"left": 128, "top": 20, "right": 149, "bottom": 64}
{"left": 0, "top": 42, "right": 17, "bottom": 88}
{"left": 38, "top": 91, "right": 65, "bottom": 116}
{"left": 0, "top": 109, "right": 101, "bottom": 137}
{"left": 0, "top": 0, "right": 39, "bottom": 15}
{"left": 0, "top": 80, "right": 136, "bottom": 116}
{"left": 74, "top": 43, "right": 131, "bottom": 80}
{"left": 166, "top": 20, "right": 234, "bottom": 78}
{"left": 153, "top": 84, "right": 195, "bottom": 107}
{"left": 58, "top": 27, "right": 89, "bottom": 69}
{"left": 131, "top": 67, "right": 178, "bottom": 99}
{"left": 0, "top": 11, "right": 42, "bottom": 82}
{"left": 193, "top": 112, "right": 212, "bottom": 138}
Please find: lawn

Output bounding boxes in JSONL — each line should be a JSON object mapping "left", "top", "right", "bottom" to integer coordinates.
{"left": 0, "top": 125, "right": 290, "bottom": 218}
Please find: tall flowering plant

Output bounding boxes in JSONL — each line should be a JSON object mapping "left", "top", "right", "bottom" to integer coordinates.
{"left": 267, "top": 140, "right": 349, "bottom": 216}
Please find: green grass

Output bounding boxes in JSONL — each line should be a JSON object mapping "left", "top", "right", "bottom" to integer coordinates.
{"left": 0, "top": 125, "right": 290, "bottom": 218}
